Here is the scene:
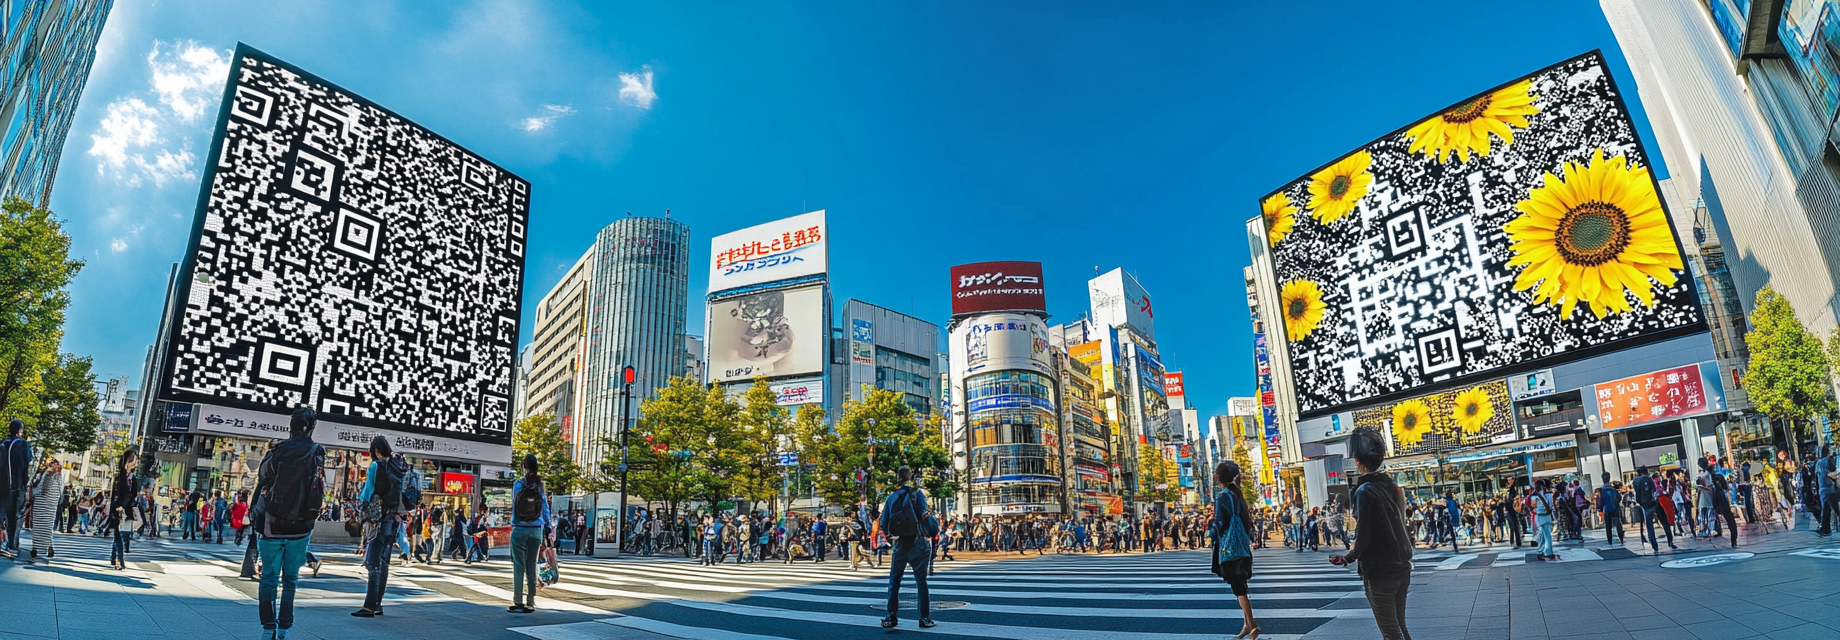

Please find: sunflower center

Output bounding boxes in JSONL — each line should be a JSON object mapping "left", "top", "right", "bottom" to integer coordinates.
{"left": 1443, "top": 94, "right": 1494, "bottom": 124}
{"left": 1287, "top": 297, "right": 1308, "bottom": 319}
{"left": 1402, "top": 414, "right": 1418, "bottom": 429}
{"left": 1329, "top": 175, "right": 1351, "bottom": 198}
{"left": 1555, "top": 201, "right": 1632, "bottom": 267}
{"left": 1464, "top": 403, "right": 1478, "bottom": 417}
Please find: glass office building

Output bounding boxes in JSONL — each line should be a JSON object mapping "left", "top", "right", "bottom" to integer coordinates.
{"left": 575, "top": 215, "right": 692, "bottom": 469}
{"left": 0, "top": 0, "right": 113, "bottom": 206}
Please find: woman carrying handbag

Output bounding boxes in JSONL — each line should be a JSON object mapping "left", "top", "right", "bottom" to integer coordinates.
{"left": 1210, "top": 461, "right": 1260, "bottom": 640}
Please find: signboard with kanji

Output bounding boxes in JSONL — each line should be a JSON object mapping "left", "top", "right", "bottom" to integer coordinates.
{"left": 1592, "top": 363, "right": 1722, "bottom": 431}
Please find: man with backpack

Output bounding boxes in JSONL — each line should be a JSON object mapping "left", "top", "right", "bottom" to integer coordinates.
{"left": 878, "top": 466, "right": 934, "bottom": 629}
{"left": 1596, "top": 472, "right": 1625, "bottom": 549}
{"left": 0, "top": 420, "right": 32, "bottom": 558}
{"left": 1634, "top": 467, "right": 1676, "bottom": 551}
{"left": 809, "top": 516, "right": 828, "bottom": 563}
{"left": 252, "top": 408, "right": 327, "bottom": 640}
{"left": 1816, "top": 446, "right": 1839, "bottom": 537}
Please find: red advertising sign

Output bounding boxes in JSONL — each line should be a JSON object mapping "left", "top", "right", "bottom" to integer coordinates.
{"left": 1594, "top": 364, "right": 1707, "bottom": 431}
{"left": 440, "top": 472, "right": 475, "bottom": 495}
{"left": 1163, "top": 372, "right": 1186, "bottom": 398}
{"left": 950, "top": 261, "right": 1046, "bottom": 315}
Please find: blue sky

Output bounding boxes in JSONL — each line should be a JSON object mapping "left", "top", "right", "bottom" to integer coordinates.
{"left": 53, "top": 1, "right": 1661, "bottom": 422}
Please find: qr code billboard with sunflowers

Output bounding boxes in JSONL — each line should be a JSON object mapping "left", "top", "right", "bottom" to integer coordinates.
{"left": 1258, "top": 51, "right": 1706, "bottom": 418}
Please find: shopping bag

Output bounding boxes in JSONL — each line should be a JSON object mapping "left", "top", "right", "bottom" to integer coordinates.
{"left": 537, "top": 545, "right": 559, "bottom": 588}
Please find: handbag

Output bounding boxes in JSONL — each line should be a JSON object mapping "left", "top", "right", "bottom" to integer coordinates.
{"left": 1214, "top": 491, "right": 1252, "bottom": 565}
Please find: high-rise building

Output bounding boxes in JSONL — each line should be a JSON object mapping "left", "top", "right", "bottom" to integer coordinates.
{"left": 1070, "top": 267, "right": 1172, "bottom": 512}
{"left": 947, "top": 260, "right": 1059, "bottom": 518}
{"left": 1054, "top": 335, "right": 1119, "bottom": 516}
{"left": 521, "top": 215, "right": 690, "bottom": 472}
{"left": 0, "top": 0, "right": 112, "bottom": 206}
{"left": 835, "top": 300, "right": 941, "bottom": 416}
{"left": 1602, "top": 0, "right": 1840, "bottom": 333}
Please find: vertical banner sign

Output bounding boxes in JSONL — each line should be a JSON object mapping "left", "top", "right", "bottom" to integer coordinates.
{"left": 851, "top": 318, "right": 875, "bottom": 364}
{"left": 1164, "top": 372, "right": 1186, "bottom": 410}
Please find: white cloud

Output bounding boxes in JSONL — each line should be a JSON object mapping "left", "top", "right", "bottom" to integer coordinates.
{"left": 520, "top": 104, "right": 576, "bottom": 132}
{"left": 86, "top": 40, "right": 227, "bottom": 187}
{"left": 88, "top": 98, "right": 162, "bottom": 176}
{"left": 148, "top": 40, "right": 231, "bottom": 122}
{"left": 110, "top": 239, "right": 129, "bottom": 253}
{"left": 618, "top": 66, "right": 656, "bottom": 109}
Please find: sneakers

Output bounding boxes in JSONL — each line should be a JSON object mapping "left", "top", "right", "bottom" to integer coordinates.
{"left": 880, "top": 616, "right": 898, "bottom": 628}
{"left": 309, "top": 559, "right": 322, "bottom": 577}
{"left": 276, "top": 629, "right": 289, "bottom": 640}
{"left": 261, "top": 628, "right": 276, "bottom": 640}
{"left": 919, "top": 618, "right": 936, "bottom": 628}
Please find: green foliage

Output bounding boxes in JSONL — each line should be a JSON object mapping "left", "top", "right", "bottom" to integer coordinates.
{"left": 618, "top": 376, "right": 743, "bottom": 518}
{"left": 32, "top": 353, "right": 100, "bottom": 455}
{"left": 0, "top": 198, "right": 83, "bottom": 429}
{"left": 511, "top": 412, "right": 582, "bottom": 495}
{"left": 1742, "top": 286, "right": 1836, "bottom": 423}
{"left": 1133, "top": 442, "right": 1180, "bottom": 503}
{"left": 797, "top": 387, "right": 950, "bottom": 509}
{"left": 734, "top": 377, "right": 793, "bottom": 509}
{"left": 1229, "top": 442, "right": 1261, "bottom": 507}
{"left": 91, "top": 436, "right": 132, "bottom": 469}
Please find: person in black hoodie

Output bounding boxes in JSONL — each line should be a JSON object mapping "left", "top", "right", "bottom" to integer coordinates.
{"left": 1331, "top": 427, "right": 1414, "bottom": 640}
{"left": 107, "top": 451, "right": 138, "bottom": 570}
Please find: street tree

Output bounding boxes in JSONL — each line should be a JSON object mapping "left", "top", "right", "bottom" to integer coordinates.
{"left": 619, "top": 376, "right": 743, "bottom": 523}
{"left": 0, "top": 197, "right": 83, "bottom": 426}
{"left": 1134, "top": 442, "right": 1181, "bottom": 504}
{"left": 734, "top": 377, "right": 793, "bottom": 513}
{"left": 32, "top": 353, "right": 100, "bottom": 455}
{"left": 1229, "top": 441, "right": 1261, "bottom": 507}
{"left": 799, "top": 387, "right": 949, "bottom": 510}
{"left": 511, "top": 412, "right": 582, "bottom": 495}
{"left": 1743, "top": 286, "right": 1835, "bottom": 430}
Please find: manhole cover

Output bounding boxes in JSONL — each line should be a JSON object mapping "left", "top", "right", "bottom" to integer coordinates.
{"left": 1661, "top": 552, "right": 1752, "bottom": 569}
{"left": 868, "top": 601, "right": 969, "bottom": 611}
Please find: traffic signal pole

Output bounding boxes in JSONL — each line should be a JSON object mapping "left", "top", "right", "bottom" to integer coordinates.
{"left": 615, "top": 365, "right": 634, "bottom": 556}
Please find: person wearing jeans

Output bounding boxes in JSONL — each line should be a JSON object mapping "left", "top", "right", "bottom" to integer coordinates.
{"left": 354, "top": 436, "right": 405, "bottom": 618}
{"left": 1596, "top": 475, "right": 1625, "bottom": 548}
{"left": 1532, "top": 479, "right": 1557, "bottom": 560}
{"left": 508, "top": 454, "right": 552, "bottom": 614}
{"left": 107, "top": 453, "right": 138, "bottom": 570}
{"left": 1331, "top": 427, "right": 1414, "bottom": 640}
{"left": 879, "top": 467, "right": 934, "bottom": 629}
{"left": 253, "top": 408, "right": 326, "bottom": 640}
{"left": 1633, "top": 467, "right": 1676, "bottom": 551}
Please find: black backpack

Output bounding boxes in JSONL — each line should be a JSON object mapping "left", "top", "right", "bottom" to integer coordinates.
{"left": 261, "top": 443, "right": 326, "bottom": 536}
{"left": 885, "top": 486, "right": 922, "bottom": 538}
{"left": 514, "top": 479, "right": 544, "bottom": 521}
{"left": 372, "top": 457, "right": 406, "bottom": 515}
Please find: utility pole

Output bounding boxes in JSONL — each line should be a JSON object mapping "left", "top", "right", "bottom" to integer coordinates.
{"left": 615, "top": 365, "right": 635, "bottom": 555}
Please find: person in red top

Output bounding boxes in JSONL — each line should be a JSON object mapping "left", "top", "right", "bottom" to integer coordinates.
{"left": 231, "top": 491, "right": 251, "bottom": 545}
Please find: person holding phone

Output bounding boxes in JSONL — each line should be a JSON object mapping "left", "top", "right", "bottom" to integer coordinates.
{"left": 1329, "top": 427, "right": 1414, "bottom": 640}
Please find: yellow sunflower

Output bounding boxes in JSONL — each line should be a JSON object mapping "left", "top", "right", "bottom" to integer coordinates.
{"left": 1391, "top": 399, "right": 1433, "bottom": 447}
{"left": 1306, "top": 150, "right": 1373, "bottom": 224}
{"left": 1262, "top": 193, "right": 1298, "bottom": 245}
{"left": 1453, "top": 387, "right": 1494, "bottom": 434}
{"left": 1505, "top": 149, "right": 1684, "bottom": 319}
{"left": 1279, "top": 279, "right": 1327, "bottom": 342}
{"left": 1405, "top": 80, "right": 1541, "bottom": 163}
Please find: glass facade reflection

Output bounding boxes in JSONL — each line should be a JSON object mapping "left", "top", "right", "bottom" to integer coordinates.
{"left": 965, "top": 366, "right": 1061, "bottom": 515}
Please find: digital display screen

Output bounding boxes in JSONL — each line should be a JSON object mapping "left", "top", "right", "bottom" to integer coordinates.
{"left": 1258, "top": 51, "right": 1704, "bottom": 417}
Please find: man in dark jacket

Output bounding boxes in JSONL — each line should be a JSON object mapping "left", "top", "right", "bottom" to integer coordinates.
{"left": 877, "top": 466, "right": 934, "bottom": 630}
{"left": 1, "top": 420, "right": 33, "bottom": 556}
{"left": 1331, "top": 427, "right": 1413, "bottom": 640}
{"left": 1633, "top": 467, "right": 1675, "bottom": 551}
{"left": 253, "top": 407, "right": 326, "bottom": 639}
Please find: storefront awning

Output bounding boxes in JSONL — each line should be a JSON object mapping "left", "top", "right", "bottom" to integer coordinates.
{"left": 1445, "top": 434, "right": 1576, "bottom": 464}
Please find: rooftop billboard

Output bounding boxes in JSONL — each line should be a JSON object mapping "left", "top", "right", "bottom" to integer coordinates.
{"left": 1257, "top": 51, "right": 1705, "bottom": 418}
{"left": 707, "top": 284, "right": 827, "bottom": 383}
{"left": 709, "top": 210, "right": 828, "bottom": 293}
{"left": 950, "top": 260, "right": 1046, "bottom": 315}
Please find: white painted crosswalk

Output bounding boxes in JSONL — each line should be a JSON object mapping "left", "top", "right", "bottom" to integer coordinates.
{"left": 482, "top": 548, "right": 1376, "bottom": 640}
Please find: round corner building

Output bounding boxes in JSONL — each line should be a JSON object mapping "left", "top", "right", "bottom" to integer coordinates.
{"left": 950, "top": 312, "right": 1062, "bottom": 518}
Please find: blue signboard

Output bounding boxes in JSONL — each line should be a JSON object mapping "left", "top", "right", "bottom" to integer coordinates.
{"left": 966, "top": 394, "right": 1055, "bottom": 412}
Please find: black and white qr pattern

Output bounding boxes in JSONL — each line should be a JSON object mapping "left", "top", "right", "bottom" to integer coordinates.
{"left": 162, "top": 46, "right": 527, "bottom": 440}
{"left": 1265, "top": 52, "right": 1702, "bottom": 417}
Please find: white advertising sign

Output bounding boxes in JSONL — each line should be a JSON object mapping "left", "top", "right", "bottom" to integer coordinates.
{"left": 1508, "top": 369, "right": 1556, "bottom": 401}
{"left": 771, "top": 378, "right": 823, "bottom": 406}
{"left": 1089, "top": 268, "right": 1155, "bottom": 340}
{"left": 103, "top": 376, "right": 130, "bottom": 413}
{"left": 952, "top": 313, "right": 1051, "bottom": 376}
{"left": 194, "top": 403, "right": 513, "bottom": 465}
{"left": 708, "top": 285, "right": 826, "bottom": 382}
{"left": 708, "top": 210, "right": 828, "bottom": 293}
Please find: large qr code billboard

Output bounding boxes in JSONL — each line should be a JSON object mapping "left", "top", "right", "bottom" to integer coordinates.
{"left": 158, "top": 44, "right": 527, "bottom": 443}
{"left": 1258, "top": 51, "right": 1705, "bottom": 418}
